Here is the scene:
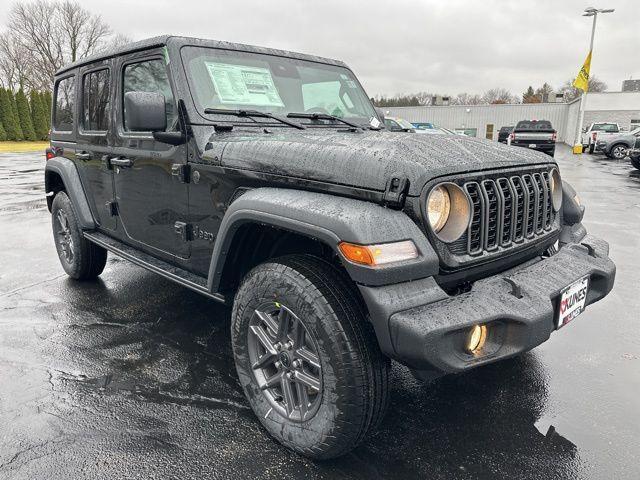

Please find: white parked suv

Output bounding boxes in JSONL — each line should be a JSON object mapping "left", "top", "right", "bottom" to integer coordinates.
{"left": 582, "top": 122, "right": 621, "bottom": 154}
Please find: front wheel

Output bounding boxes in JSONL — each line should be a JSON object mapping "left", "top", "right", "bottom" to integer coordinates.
{"left": 610, "top": 144, "right": 627, "bottom": 160}
{"left": 231, "top": 254, "right": 390, "bottom": 459}
{"left": 51, "top": 191, "right": 107, "bottom": 280}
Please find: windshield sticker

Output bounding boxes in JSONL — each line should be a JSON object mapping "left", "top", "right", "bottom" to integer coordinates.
{"left": 205, "top": 62, "right": 284, "bottom": 107}
{"left": 369, "top": 116, "right": 381, "bottom": 129}
{"left": 346, "top": 80, "right": 357, "bottom": 89}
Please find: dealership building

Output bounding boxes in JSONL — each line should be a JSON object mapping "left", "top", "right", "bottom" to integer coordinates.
{"left": 382, "top": 91, "right": 640, "bottom": 145}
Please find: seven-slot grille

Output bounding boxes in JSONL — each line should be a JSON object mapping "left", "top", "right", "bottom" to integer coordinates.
{"left": 462, "top": 171, "right": 554, "bottom": 255}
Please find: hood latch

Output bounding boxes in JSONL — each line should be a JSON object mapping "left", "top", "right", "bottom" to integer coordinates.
{"left": 382, "top": 176, "right": 409, "bottom": 208}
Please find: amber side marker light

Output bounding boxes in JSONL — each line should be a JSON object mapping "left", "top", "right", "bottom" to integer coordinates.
{"left": 338, "top": 240, "right": 418, "bottom": 266}
{"left": 466, "top": 324, "right": 488, "bottom": 354}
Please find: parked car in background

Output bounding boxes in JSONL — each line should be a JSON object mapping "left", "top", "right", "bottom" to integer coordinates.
{"left": 412, "top": 122, "right": 435, "bottom": 130}
{"left": 508, "top": 120, "right": 556, "bottom": 156}
{"left": 384, "top": 116, "right": 416, "bottom": 132}
{"left": 439, "top": 127, "right": 466, "bottom": 136}
{"left": 627, "top": 136, "right": 640, "bottom": 170}
{"left": 414, "top": 128, "right": 445, "bottom": 135}
{"left": 582, "top": 122, "right": 621, "bottom": 154}
{"left": 498, "top": 126, "right": 514, "bottom": 144}
{"left": 596, "top": 127, "right": 640, "bottom": 159}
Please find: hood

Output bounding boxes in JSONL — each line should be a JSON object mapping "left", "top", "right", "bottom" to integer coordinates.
{"left": 212, "top": 129, "right": 555, "bottom": 196}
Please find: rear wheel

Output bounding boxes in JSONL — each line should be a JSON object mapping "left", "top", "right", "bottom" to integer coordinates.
{"left": 51, "top": 191, "right": 107, "bottom": 280}
{"left": 610, "top": 144, "right": 627, "bottom": 160}
{"left": 231, "top": 254, "right": 390, "bottom": 459}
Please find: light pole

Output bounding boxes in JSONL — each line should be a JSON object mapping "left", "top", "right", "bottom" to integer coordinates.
{"left": 574, "top": 7, "right": 615, "bottom": 153}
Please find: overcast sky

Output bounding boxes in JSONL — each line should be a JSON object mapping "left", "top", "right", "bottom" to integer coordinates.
{"left": 3, "top": 0, "right": 638, "bottom": 97}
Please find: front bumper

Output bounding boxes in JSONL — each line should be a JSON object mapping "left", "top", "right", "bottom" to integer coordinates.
{"left": 359, "top": 234, "right": 615, "bottom": 377}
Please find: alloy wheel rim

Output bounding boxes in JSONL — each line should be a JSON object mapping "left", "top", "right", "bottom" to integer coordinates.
{"left": 247, "top": 303, "right": 322, "bottom": 422}
{"left": 56, "top": 210, "right": 74, "bottom": 263}
{"left": 613, "top": 146, "right": 625, "bottom": 159}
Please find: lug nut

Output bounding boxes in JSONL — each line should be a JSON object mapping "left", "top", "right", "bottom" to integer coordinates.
{"left": 292, "top": 359, "right": 302, "bottom": 369}
{"left": 275, "top": 343, "right": 282, "bottom": 351}
{"left": 274, "top": 361, "right": 282, "bottom": 369}
{"left": 286, "top": 372, "right": 294, "bottom": 380}
{"left": 285, "top": 341, "right": 294, "bottom": 350}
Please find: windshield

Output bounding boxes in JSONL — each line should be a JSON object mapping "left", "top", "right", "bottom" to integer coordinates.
{"left": 181, "top": 46, "right": 377, "bottom": 126}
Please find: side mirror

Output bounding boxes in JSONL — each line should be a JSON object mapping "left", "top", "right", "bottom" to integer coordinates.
{"left": 124, "top": 91, "right": 166, "bottom": 132}
{"left": 582, "top": 127, "right": 588, "bottom": 133}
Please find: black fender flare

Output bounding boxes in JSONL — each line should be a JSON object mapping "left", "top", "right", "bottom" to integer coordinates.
{"left": 207, "top": 188, "right": 439, "bottom": 291}
{"left": 45, "top": 157, "right": 95, "bottom": 230}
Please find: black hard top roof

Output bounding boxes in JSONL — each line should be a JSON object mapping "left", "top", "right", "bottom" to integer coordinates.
{"left": 55, "top": 35, "right": 347, "bottom": 76}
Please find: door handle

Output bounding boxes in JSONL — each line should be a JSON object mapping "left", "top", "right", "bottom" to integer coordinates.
{"left": 76, "top": 151, "right": 91, "bottom": 160}
{"left": 110, "top": 157, "right": 133, "bottom": 168}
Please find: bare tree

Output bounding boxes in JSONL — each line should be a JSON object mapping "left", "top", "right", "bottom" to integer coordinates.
{"left": 559, "top": 75, "right": 607, "bottom": 101}
{"left": 452, "top": 92, "right": 483, "bottom": 105}
{"left": 482, "top": 87, "right": 518, "bottom": 104}
{"left": 1, "top": 0, "right": 121, "bottom": 90}
{"left": 0, "top": 33, "right": 34, "bottom": 90}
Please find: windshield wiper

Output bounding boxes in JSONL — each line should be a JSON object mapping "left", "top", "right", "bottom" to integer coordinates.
{"left": 286, "top": 112, "right": 363, "bottom": 130}
{"left": 203, "top": 108, "right": 305, "bottom": 130}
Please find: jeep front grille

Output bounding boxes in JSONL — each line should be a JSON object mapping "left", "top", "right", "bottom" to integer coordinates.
{"left": 462, "top": 171, "right": 554, "bottom": 255}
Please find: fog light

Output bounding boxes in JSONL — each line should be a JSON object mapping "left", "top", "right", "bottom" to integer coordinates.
{"left": 466, "top": 324, "right": 487, "bottom": 354}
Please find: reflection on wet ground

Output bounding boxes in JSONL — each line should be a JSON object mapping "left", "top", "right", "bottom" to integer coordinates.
{"left": 1, "top": 147, "right": 639, "bottom": 479}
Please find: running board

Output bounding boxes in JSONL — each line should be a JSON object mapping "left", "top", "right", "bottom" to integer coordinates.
{"left": 84, "top": 231, "right": 226, "bottom": 304}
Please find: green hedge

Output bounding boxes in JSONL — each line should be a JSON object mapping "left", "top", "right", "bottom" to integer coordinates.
{"left": 0, "top": 88, "right": 52, "bottom": 142}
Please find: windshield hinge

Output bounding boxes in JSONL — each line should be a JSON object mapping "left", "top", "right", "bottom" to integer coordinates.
{"left": 171, "top": 163, "right": 190, "bottom": 183}
{"left": 174, "top": 221, "right": 193, "bottom": 242}
{"left": 382, "top": 176, "right": 409, "bottom": 208}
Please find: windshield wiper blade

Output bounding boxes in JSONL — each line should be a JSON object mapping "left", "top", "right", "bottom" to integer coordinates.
{"left": 286, "top": 112, "right": 363, "bottom": 130}
{"left": 203, "top": 108, "right": 305, "bottom": 130}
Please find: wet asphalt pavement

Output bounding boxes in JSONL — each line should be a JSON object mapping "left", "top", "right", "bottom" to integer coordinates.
{"left": 0, "top": 145, "right": 639, "bottom": 479}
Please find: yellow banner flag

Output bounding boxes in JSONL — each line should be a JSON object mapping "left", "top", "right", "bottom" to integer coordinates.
{"left": 573, "top": 51, "right": 592, "bottom": 92}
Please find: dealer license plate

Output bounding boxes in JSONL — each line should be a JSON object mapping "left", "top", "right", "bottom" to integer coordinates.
{"left": 557, "top": 276, "right": 589, "bottom": 329}
{"left": 528, "top": 143, "right": 537, "bottom": 148}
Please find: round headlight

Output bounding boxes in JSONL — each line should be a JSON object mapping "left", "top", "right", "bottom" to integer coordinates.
{"left": 426, "top": 183, "right": 471, "bottom": 242}
{"left": 550, "top": 168, "right": 562, "bottom": 211}
{"left": 427, "top": 185, "right": 450, "bottom": 233}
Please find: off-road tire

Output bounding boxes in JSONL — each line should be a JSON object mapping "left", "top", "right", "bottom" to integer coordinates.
{"left": 610, "top": 143, "right": 627, "bottom": 160}
{"left": 51, "top": 191, "right": 107, "bottom": 280}
{"left": 588, "top": 143, "right": 595, "bottom": 154}
{"left": 231, "top": 254, "right": 390, "bottom": 459}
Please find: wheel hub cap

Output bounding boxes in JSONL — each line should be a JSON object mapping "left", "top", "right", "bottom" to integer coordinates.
{"left": 247, "top": 304, "right": 323, "bottom": 422}
{"left": 56, "top": 210, "right": 74, "bottom": 263}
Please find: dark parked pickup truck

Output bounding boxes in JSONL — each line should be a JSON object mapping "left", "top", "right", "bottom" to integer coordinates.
{"left": 45, "top": 35, "right": 615, "bottom": 459}
{"left": 498, "top": 125, "right": 514, "bottom": 144}
{"left": 508, "top": 120, "right": 557, "bottom": 156}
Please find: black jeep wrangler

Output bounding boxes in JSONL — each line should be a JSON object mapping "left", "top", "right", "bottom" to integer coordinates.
{"left": 45, "top": 36, "right": 616, "bottom": 459}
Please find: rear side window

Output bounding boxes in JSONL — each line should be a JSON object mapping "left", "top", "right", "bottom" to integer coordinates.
{"left": 592, "top": 123, "right": 618, "bottom": 132}
{"left": 515, "top": 120, "right": 553, "bottom": 130}
{"left": 53, "top": 76, "right": 76, "bottom": 132}
{"left": 122, "top": 59, "right": 175, "bottom": 131}
{"left": 82, "top": 69, "right": 110, "bottom": 131}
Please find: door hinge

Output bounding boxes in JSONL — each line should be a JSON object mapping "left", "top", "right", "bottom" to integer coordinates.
{"left": 171, "top": 163, "right": 190, "bottom": 183}
{"left": 382, "top": 176, "right": 409, "bottom": 208}
{"left": 106, "top": 201, "right": 118, "bottom": 216}
{"left": 174, "top": 221, "right": 193, "bottom": 242}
